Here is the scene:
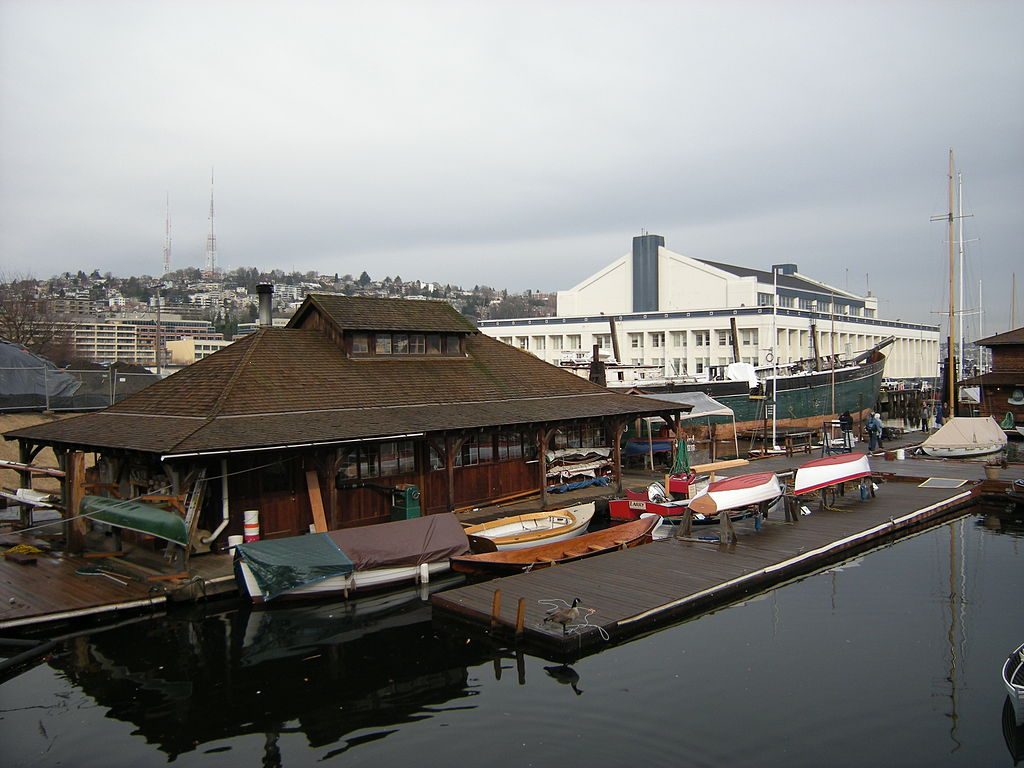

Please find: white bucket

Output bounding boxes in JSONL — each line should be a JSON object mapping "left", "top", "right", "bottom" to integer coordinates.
{"left": 243, "top": 509, "right": 260, "bottom": 542}
{"left": 227, "top": 534, "right": 244, "bottom": 551}
{"left": 895, "top": 448, "right": 906, "bottom": 460}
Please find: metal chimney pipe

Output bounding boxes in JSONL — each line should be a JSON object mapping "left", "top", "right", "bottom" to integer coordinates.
{"left": 257, "top": 284, "right": 273, "bottom": 327}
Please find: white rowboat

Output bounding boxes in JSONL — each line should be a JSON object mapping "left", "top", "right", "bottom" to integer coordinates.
{"left": 463, "top": 502, "right": 596, "bottom": 550}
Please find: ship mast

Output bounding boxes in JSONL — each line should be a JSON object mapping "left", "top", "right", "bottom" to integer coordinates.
{"left": 946, "top": 149, "right": 956, "bottom": 416}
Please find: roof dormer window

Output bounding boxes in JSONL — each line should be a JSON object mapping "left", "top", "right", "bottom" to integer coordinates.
{"left": 349, "top": 331, "right": 464, "bottom": 357}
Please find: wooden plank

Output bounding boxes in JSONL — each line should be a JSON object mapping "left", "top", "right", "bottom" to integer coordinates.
{"left": 690, "top": 459, "right": 750, "bottom": 473}
{"left": 306, "top": 469, "right": 328, "bottom": 533}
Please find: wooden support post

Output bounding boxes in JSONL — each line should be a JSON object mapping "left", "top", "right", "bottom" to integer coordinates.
{"left": 677, "top": 507, "right": 694, "bottom": 538}
{"left": 515, "top": 597, "right": 526, "bottom": 640}
{"left": 537, "top": 426, "right": 551, "bottom": 509}
{"left": 719, "top": 507, "right": 737, "bottom": 545}
{"left": 611, "top": 419, "right": 625, "bottom": 496}
{"left": 516, "top": 649, "right": 526, "bottom": 685}
{"left": 490, "top": 590, "right": 502, "bottom": 631}
{"left": 64, "top": 451, "right": 87, "bottom": 554}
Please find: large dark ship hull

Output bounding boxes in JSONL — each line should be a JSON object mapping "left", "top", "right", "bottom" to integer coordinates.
{"left": 619, "top": 353, "right": 888, "bottom": 436}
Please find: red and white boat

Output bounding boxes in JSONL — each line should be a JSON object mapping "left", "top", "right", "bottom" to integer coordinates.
{"left": 793, "top": 453, "right": 872, "bottom": 496}
{"left": 687, "top": 472, "right": 782, "bottom": 516}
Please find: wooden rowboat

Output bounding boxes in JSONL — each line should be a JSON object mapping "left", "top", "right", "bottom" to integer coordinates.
{"left": 793, "top": 453, "right": 872, "bottom": 496}
{"left": 687, "top": 472, "right": 781, "bottom": 517}
{"left": 451, "top": 514, "right": 660, "bottom": 576}
{"left": 463, "top": 502, "right": 596, "bottom": 551}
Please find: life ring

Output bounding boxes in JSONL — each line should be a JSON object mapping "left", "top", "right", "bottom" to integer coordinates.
{"left": 765, "top": 352, "right": 774, "bottom": 363}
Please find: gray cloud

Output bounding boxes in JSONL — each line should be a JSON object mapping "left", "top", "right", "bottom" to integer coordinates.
{"left": 1, "top": 1, "right": 1021, "bottom": 335}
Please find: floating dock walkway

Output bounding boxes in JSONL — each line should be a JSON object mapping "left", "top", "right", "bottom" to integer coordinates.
{"left": 431, "top": 471, "right": 993, "bottom": 659}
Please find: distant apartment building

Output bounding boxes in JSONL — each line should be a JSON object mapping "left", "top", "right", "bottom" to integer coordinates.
{"left": 63, "top": 317, "right": 221, "bottom": 365}
{"left": 49, "top": 297, "right": 98, "bottom": 316}
{"left": 165, "top": 337, "right": 235, "bottom": 365}
{"left": 478, "top": 234, "right": 940, "bottom": 381}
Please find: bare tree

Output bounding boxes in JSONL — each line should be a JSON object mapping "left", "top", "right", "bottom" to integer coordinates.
{"left": 0, "top": 276, "right": 70, "bottom": 360}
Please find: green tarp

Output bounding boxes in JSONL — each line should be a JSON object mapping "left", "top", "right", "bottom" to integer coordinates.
{"left": 80, "top": 495, "right": 189, "bottom": 547}
{"left": 235, "top": 534, "right": 355, "bottom": 601}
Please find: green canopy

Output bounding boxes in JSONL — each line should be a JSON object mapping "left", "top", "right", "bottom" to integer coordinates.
{"left": 80, "top": 495, "right": 189, "bottom": 547}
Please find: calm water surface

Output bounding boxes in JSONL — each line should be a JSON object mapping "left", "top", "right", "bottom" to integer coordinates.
{"left": 2, "top": 509, "right": 1022, "bottom": 768}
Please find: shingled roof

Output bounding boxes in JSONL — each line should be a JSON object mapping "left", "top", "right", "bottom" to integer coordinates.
{"left": 289, "top": 294, "right": 477, "bottom": 333}
{"left": 6, "top": 297, "right": 686, "bottom": 456}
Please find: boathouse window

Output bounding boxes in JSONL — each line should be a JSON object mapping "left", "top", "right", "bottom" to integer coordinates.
{"left": 549, "top": 335, "right": 563, "bottom": 351}
{"left": 446, "top": 334, "right": 461, "bottom": 354}
{"left": 629, "top": 333, "right": 643, "bottom": 349}
{"left": 758, "top": 292, "right": 774, "bottom": 306}
{"left": 650, "top": 332, "right": 664, "bottom": 348}
{"left": 455, "top": 434, "right": 480, "bottom": 467}
{"left": 566, "top": 335, "right": 581, "bottom": 350}
{"left": 498, "top": 432, "right": 523, "bottom": 460}
{"left": 409, "top": 334, "right": 426, "bottom": 354}
{"left": 671, "top": 331, "right": 686, "bottom": 348}
{"left": 779, "top": 295, "right": 794, "bottom": 308}
{"left": 375, "top": 334, "right": 392, "bottom": 354}
{"left": 694, "top": 331, "right": 709, "bottom": 347}
{"left": 595, "top": 334, "right": 611, "bottom": 350}
{"left": 393, "top": 333, "right": 409, "bottom": 353}
{"left": 426, "top": 334, "right": 442, "bottom": 354}
{"left": 338, "top": 440, "right": 416, "bottom": 482}
{"left": 532, "top": 336, "right": 546, "bottom": 351}
{"left": 717, "top": 331, "right": 733, "bottom": 346}
{"left": 516, "top": 336, "right": 529, "bottom": 349}
{"left": 352, "top": 332, "right": 369, "bottom": 354}
{"left": 799, "top": 298, "right": 813, "bottom": 310}
{"left": 741, "top": 329, "right": 758, "bottom": 346}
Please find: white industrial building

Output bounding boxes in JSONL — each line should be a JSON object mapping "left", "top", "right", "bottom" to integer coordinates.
{"left": 478, "top": 234, "right": 939, "bottom": 381}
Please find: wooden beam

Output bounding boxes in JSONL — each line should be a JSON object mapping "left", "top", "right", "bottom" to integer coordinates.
{"left": 64, "top": 452, "right": 87, "bottom": 555}
{"left": 306, "top": 468, "right": 328, "bottom": 533}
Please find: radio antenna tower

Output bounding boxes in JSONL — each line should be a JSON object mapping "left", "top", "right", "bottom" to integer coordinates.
{"left": 162, "top": 192, "right": 171, "bottom": 276}
{"left": 204, "top": 168, "right": 217, "bottom": 277}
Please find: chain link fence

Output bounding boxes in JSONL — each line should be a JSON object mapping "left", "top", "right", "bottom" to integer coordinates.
{"left": 0, "top": 366, "right": 161, "bottom": 411}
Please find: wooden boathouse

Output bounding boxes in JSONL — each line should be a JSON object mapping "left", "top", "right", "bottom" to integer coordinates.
{"left": 3, "top": 291, "right": 686, "bottom": 556}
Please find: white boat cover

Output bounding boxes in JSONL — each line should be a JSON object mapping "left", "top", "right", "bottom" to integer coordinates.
{"left": 921, "top": 417, "right": 1007, "bottom": 454}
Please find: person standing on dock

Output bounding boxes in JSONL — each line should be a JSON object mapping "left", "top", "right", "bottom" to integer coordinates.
{"left": 935, "top": 401, "right": 944, "bottom": 427}
{"left": 867, "top": 412, "right": 884, "bottom": 452}
{"left": 920, "top": 402, "right": 931, "bottom": 432}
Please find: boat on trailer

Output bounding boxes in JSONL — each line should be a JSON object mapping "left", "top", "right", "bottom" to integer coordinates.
{"left": 794, "top": 453, "right": 872, "bottom": 496}
{"left": 687, "top": 472, "right": 782, "bottom": 517}
{"left": 450, "top": 514, "right": 660, "bottom": 576}
{"left": 463, "top": 502, "right": 596, "bottom": 551}
{"left": 234, "top": 513, "right": 470, "bottom": 604}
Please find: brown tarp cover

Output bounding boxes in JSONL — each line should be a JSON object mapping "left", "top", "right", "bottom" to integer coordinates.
{"left": 325, "top": 512, "right": 469, "bottom": 571}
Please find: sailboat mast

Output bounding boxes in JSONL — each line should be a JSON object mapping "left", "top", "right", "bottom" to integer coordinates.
{"left": 957, "top": 171, "right": 964, "bottom": 383}
{"left": 946, "top": 149, "right": 956, "bottom": 416}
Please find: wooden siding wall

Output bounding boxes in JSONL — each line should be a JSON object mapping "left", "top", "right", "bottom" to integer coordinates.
{"left": 991, "top": 346, "right": 1024, "bottom": 373}
{"left": 218, "top": 452, "right": 314, "bottom": 541}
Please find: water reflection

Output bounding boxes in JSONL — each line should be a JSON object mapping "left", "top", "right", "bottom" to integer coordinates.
{"left": 46, "top": 577, "right": 491, "bottom": 762}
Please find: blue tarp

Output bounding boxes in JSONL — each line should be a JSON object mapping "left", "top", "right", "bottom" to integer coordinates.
{"left": 546, "top": 476, "right": 610, "bottom": 494}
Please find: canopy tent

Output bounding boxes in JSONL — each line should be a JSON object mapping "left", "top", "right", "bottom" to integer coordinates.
{"left": 637, "top": 392, "right": 738, "bottom": 467}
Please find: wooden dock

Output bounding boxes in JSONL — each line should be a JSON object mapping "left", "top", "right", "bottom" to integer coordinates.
{"left": 431, "top": 475, "right": 985, "bottom": 659}
{"left": 0, "top": 543, "right": 234, "bottom": 632}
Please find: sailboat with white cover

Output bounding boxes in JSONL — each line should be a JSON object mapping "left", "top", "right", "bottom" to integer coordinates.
{"left": 921, "top": 416, "right": 1007, "bottom": 458}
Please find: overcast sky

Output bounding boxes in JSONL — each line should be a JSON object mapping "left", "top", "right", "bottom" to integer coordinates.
{"left": 1, "top": 1, "right": 1021, "bottom": 335}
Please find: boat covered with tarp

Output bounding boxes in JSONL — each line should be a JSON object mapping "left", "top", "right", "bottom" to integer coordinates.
{"left": 234, "top": 512, "right": 469, "bottom": 603}
{"left": 920, "top": 417, "right": 1007, "bottom": 458}
{"left": 80, "top": 495, "right": 189, "bottom": 547}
